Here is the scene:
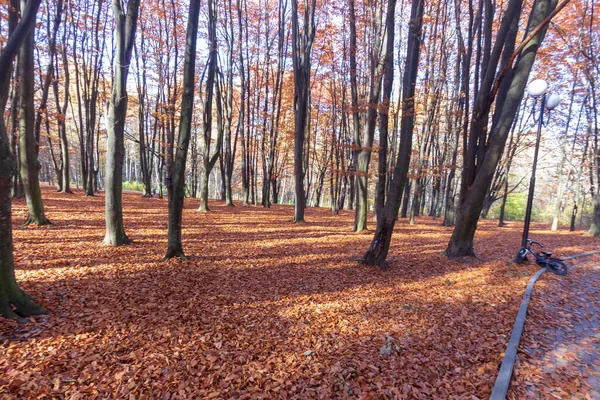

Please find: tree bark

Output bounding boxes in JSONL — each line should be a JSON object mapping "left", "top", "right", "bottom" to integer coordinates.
{"left": 134, "top": 17, "right": 153, "bottom": 198}
{"left": 353, "top": 1, "right": 386, "bottom": 232}
{"left": 445, "top": 0, "right": 559, "bottom": 257}
{"left": 19, "top": 0, "right": 51, "bottom": 226}
{"left": 291, "top": 0, "right": 316, "bottom": 223}
{"left": 103, "top": 0, "right": 140, "bottom": 246}
{"left": 0, "top": 0, "right": 47, "bottom": 319}
{"left": 164, "top": 0, "right": 201, "bottom": 260}
{"left": 198, "top": 0, "right": 220, "bottom": 213}
{"left": 362, "top": 0, "right": 424, "bottom": 267}
{"left": 54, "top": 14, "right": 72, "bottom": 194}
{"left": 374, "top": 0, "right": 397, "bottom": 220}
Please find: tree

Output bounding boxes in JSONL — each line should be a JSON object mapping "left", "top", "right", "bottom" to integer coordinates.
{"left": 198, "top": 0, "right": 220, "bottom": 212}
{"left": 352, "top": 0, "right": 387, "bottom": 232}
{"left": 35, "top": 0, "right": 65, "bottom": 192}
{"left": 19, "top": 0, "right": 52, "bottom": 226}
{"left": 103, "top": 0, "right": 141, "bottom": 246}
{"left": 69, "top": 0, "right": 108, "bottom": 196}
{"left": 581, "top": 0, "right": 600, "bottom": 236}
{"left": 497, "top": 108, "right": 527, "bottom": 227}
{"left": 220, "top": 0, "right": 239, "bottom": 207}
{"left": 164, "top": 0, "right": 201, "bottom": 259}
{"left": 362, "top": 0, "right": 422, "bottom": 267}
{"left": 444, "top": 0, "right": 567, "bottom": 257}
{"left": 52, "top": 6, "right": 73, "bottom": 194}
{"left": 261, "top": 0, "right": 288, "bottom": 209}
{"left": 443, "top": 0, "right": 470, "bottom": 227}
{"left": 133, "top": 5, "right": 154, "bottom": 197}
{"left": 374, "top": 0, "right": 397, "bottom": 219}
{"left": 291, "top": 0, "right": 317, "bottom": 222}
{"left": 0, "top": 0, "right": 48, "bottom": 319}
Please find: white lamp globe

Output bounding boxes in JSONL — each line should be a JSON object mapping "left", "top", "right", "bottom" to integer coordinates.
{"left": 546, "top": 94, "right": 561, "bottom": 110}
{"left": 527, "top": 79, "right": 548, "bottom": 97}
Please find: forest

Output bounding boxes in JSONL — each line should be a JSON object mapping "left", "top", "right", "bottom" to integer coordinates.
{"left": 1, "top": 0, "right": 599, "bottom": 397}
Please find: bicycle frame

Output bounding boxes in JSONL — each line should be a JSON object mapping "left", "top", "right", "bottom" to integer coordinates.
{"left": 516, "top": 239, "right": 568, "bottom": 275}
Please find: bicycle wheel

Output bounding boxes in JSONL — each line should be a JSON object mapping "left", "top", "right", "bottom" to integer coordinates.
{"left": 515, "top": 247, "right": 528, "bottom": 264}
{"left": 545, "top": 258, "right": 568, "bottom": 275}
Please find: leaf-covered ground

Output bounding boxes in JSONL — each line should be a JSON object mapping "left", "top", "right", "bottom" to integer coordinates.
{"left": 1, "top": 187, "right": 598, "bottom": 399}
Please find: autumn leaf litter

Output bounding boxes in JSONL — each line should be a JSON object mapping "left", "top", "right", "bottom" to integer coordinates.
{"left": 1, "top": 188, "right": 598, "bottom": 399}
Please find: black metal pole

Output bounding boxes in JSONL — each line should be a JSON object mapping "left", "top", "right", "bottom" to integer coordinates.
{"left": 521, "top": 94, "right": 546, "bottom": 248}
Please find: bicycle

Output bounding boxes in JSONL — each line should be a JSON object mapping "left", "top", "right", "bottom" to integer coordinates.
{"left": 515, "top": 239, "right": 568, "bottom": 275}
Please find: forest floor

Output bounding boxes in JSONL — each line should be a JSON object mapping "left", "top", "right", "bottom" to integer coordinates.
{"left": 1, "top": 186, "right": 598, "bottom": 399}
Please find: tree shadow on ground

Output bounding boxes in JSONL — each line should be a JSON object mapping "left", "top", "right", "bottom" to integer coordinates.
{"left": 4, "top": 188, "right": 599, "bottom": 398}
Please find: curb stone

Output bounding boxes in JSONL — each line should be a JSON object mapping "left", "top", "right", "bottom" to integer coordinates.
{"left": 489, "top": 249, "right": 600, "bottom": 400}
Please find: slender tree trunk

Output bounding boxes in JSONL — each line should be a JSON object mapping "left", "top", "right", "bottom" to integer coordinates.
{"left": 103, "top": 0, "right": 140, "bottom": 246}
{"left": 353, "top": 1, "right": 386, "bottom": 232}
{"left": 374, "top": 0, "right": 397, "bottom": 220}
{"left": 362, "top": 0, "right": 423, "bottom": 267}
{"left": 134, "top": 19, "right": 152, "bottom": 198}
{"left": 400, "top": 180, "right": 411, "bottom": 218}
{"left": 9, "top": 78, "right": 24, "bottom": 199}
{"left": 222, "top": 0, "right": 237, "bottom": 207}
{"left": 291, "top": 0, "right": 316, "bottom": 223}
{"left": 347, "top": 0, "right": 360, "bottom": 216}
{"left": 198, "top": 0, "right": 220, "bottom": 212}
{"left": 56, "top": 24, "right": 72, "bottom": 194}
{"left": 550, "top": 80, "right": 577, "bottom": 230}
{"left": 19, "top": 0, "right": 51, "bottom": 226}
{"left": 237, "top": 0, "right": 250, "bottom": 206}
{"left": 164, "top": 0, "right": 200, "bottom": 260}
{"left": 445, "top": 0, "right": 560, "bottom": 257}
{"left": 0, "top": 0, "right": 47, "bottom": 319}
{"left": 585, "top": 82, "right": 600, "bottom": 236}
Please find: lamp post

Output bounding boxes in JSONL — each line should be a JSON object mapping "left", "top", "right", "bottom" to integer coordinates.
{"left": 516, "top": 79, "right": 560, "bottom": 262}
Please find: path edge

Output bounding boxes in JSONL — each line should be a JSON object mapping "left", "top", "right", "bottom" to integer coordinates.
{"left": 489, "top": 249, "right": 600, "bottom": 400}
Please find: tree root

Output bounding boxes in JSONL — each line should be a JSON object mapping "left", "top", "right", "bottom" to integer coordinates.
{"left": 102, "top": 234, "right": 132, "bottom": 247}
{"left": 23, "top": 215, "right": 52, "bottom": 227}
{"left": 0, "top": 297, "right": 48, "bottom": 320}
{"left": 163, "top": 248, "right": 188, "bottom": 261}
{"left": 12, "top": 297, "right": 48, "bottom": 317}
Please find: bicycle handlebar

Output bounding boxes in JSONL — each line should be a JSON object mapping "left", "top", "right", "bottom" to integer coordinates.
{"left": 527, "top": 239, "right": 543, "bottom": 248}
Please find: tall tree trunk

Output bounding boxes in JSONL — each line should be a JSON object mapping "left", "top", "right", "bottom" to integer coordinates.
{"left": 374, "top": 0, "right": 397, "bottom": 219}
{"left": 291, "top": 0, "right": 316, "bottom": 223}
{"left": 0, "top": 0, "right": 47, "bottom": 319}
{"left": 400, "top": 180, "right": 411, "bottom": 218}
{"left": 445, "top": 0, "right": 562, "bottom": 257}
{"left": 362, "top": 0, "right": 424, "bottom": 267}
{"left": 103, "top": 0, "right": 140, "bottom": 246}
{"left": 198, "top": 0, "right": 220, "bottom": 212}
{"left": 9, "top": 79, "right": 24, "bottom": 199}
{"left": 222, "top": 0, "right": 237, "bottom": 207}
{"left": 347, "top": 0, "right": 360, "bottom": 216}
{"left": 237, "top": 0, "right": 250, "bottom": 206}
{"left": 353, "top": 1, "right": 386, "bottom": 232}
{"left": 134, "top": 16, "right": 152, "bottom": 198}
{"left": 550, "top": 80, "right": 577, "bottom": 230}
{"left": 54, "top": 15, "right": 72, "bottom": 194}
{"left": 164, "top": 0, "right": 200, "bottom": 260}
{"left": 19, "top": 0, "right": 51, "bottom": 226}
{"left": 585, "top": 82, "right": 600, "bottom": 236}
